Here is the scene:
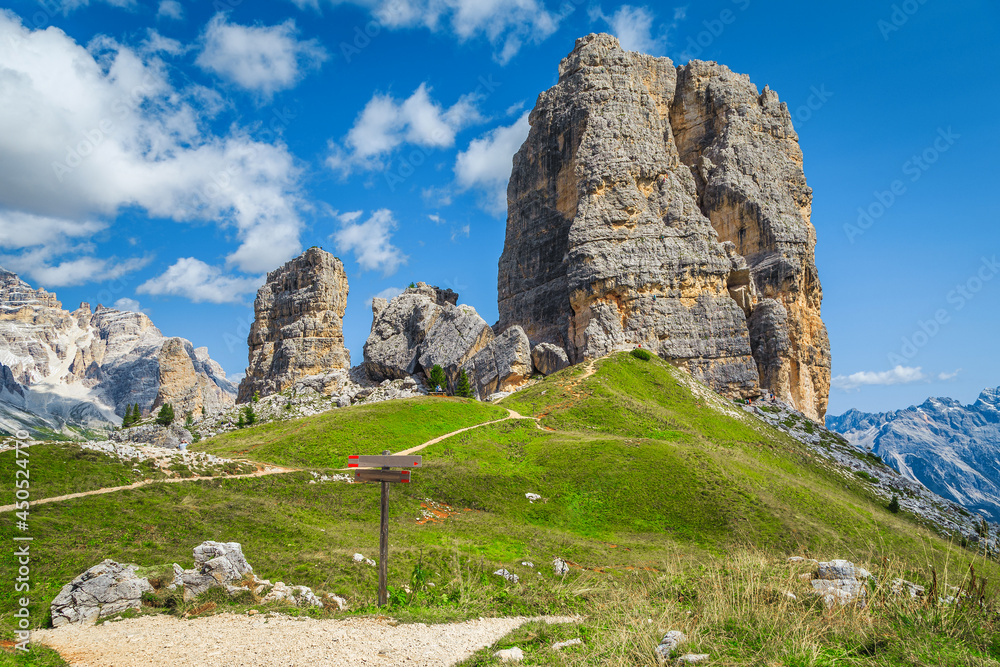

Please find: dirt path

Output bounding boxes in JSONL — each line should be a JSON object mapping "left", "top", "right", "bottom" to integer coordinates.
{"left": 0, "top": 464, "right": 294, "bottom": 513}
{"left": 394, "top": 409, "right": 543, "bottom": 457}
{"left": 32, "top": 612, "right": 581, "bottom": 666}
{"left": 3, "top": 406, "right": 552, "bottom": 512}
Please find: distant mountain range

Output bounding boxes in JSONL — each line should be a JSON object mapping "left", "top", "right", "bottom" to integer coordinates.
{"left": 826, "top": 388, "right": 1000, "bottom": 522}
{"left": 0, "top": 268, "right": 236, "bottom": 438}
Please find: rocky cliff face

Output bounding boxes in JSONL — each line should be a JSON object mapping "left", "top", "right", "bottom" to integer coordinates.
{"left": 498, "top": 33, "right": 830, "bottom": 419}
{"left": 0, "top": 268, "right": 235, "bottom": 436}
{"left": 827, "top": 389, "right": 1000, "bottom": 523}
{"left": 237, "top": 248, "right": 350, "bottom": 402}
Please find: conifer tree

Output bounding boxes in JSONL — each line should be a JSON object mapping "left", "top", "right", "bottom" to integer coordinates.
{"left": 156, "top": 403, "right": 175, "bottom": 426}
{"left": 455, "top": 369, "right": 475, "bottom": 399}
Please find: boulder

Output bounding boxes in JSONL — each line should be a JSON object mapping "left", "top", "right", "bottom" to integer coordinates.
{"left": 531, "top": 343, "right": 570, "bottom": 376}
{"left": 363, "top": 283, "right": 494, "bottom": 389}
{"left": 553, "top": 558, "right": 569, "bottom": 576}
{"left": 50, "top": 560, "right": 153, "bottom": 627}
{"left": 461, "top": 326, "right": 533, "bottom": 399}
{"left": 179, "top": 541, "right": 255, "bottom": 601}
{"left": 494, "top": 647, "right": 524, "bottom": 662}
{"left": 260, "top": 582, "right": 323, "bottom": 607}
{"left": 810, "top": 559, "right": 870, "bottom": 607}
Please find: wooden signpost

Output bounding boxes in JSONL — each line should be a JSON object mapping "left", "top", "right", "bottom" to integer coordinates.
{"left": 347, "top": 451, "right": 422, "bottom": 607}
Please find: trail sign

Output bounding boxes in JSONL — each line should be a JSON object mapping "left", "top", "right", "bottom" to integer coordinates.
{"left": 347, "top": 449, "right": 417, "bottom": 607}
{"left": 354, "top": 469, "right": 410, "bottom": 483}
{"left": 348, "top": 455, "right": 422, "bottom": 468}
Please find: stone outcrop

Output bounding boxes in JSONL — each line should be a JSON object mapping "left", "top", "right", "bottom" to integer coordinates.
{"left": 50, "top": 560, "right": 153, "bottom": 627}
{"left": 238, "top": 248, "right": 350, "bottom": 403}
{"left": 531, "top": 343, "right": 570, "bottom": 376}
{"left": 363, "top": 283, "right": 494, "bottom": 388}
{"left": 152, "top": 338, "right": 235, "bottom": 417}
{"left": 0, "top": 269, "right": 235, "bottom": 436}
{"left": 461, "top": 326, "right": 533, "bottom": 399}
{"left": 497, "top": 33, "right": 830, "bottom": 420}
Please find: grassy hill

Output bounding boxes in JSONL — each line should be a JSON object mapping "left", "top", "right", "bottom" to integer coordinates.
{"left": 2, "top": 353, "right": 998, "bottom": 666}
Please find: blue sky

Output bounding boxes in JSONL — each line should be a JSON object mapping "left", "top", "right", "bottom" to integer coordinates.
{"left": 0, "top": 0, "right": 997, "bottom": 417}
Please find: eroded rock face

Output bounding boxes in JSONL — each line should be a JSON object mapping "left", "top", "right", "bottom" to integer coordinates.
{"left": 238, "top": 248, "right": 350, "bottom": 402}
{"left": 153, "top": 338, "right": 236, "bottom": 417}
{"left": 498, "top": 33, "right": 830, "bottom": 419}
{"left": 0, "top": 269, "right": 235, "bottom": 435}
{"left": 462, "top": 325, "right": 533, "bottom": 399}
{"left": 672, "top": 60, "right": 831, "bottom": 420}
{"left": 363, "top": 283, "right": 493, "bottom": 388}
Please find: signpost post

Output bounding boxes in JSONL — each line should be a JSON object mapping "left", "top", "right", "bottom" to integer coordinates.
{"left": 348, "top": 451, "right": 422, "bottom": 607}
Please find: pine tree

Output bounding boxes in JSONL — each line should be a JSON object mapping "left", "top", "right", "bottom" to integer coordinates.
{"left": 243, "top": 405, "right": 256, "bottom": 426}
{"left": 428, "top": 365, "right": 447, "bottom": 393}
{"left": 455, "top": 369, "right": 475, "bottom": 399}
{"left": 122, "top": 406, "right": 133, "bottom": 428}
{"left": 236, "top": 412, "right": 246, "bottom": 429}
{"left": 887, "top": 495, "right": 900, "bottom": 514}
{"left": 132, "top": 404, "right": 141, "bottom": 425}
{"left": 156, "top": 403, "right": 175, "bottom": 427}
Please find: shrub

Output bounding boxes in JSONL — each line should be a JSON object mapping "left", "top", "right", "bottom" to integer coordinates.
{"left": 155, "top": 403, "right": 175, "bottom": 427}
{"left": 252, "top": 391, "right": 260, "bottom": 403}
{"left": 184, "top": 411, "right": 193, "bottom": 428}
{"left": 428, "top": 365, "right": 448, "bottom": 393}
{"left": 242, "top": 405, "right": 256, "bottom": 426}
{"left": 455, "top": 369, "right": 475, "bottom": 399}
{"left": 888, "top": 495, "right": 900, "bottom": 513}
{"left": 630, "top": 348, "right": 652, "bottom": 361}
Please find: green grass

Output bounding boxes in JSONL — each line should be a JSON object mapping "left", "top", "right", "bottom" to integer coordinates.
{"left": 0, "top": 443, "right": 157, "bottom": 501}
{"left": 192, "top": 396, "right": 508, "bottom": 468}
{"left": 2, "top": 353, "right": 998, "bottom": 666}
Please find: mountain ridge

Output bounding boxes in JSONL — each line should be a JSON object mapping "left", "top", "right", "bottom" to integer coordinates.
{"left": 827, "top": 387, "right": 1000, "bottom": 522}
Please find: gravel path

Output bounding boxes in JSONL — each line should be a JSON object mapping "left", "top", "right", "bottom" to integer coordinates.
{"left": 0, "top": 464, "right": 295, "bottom": 513}
{"left": 32, "top": 613, "right": 580, "bottom": 666}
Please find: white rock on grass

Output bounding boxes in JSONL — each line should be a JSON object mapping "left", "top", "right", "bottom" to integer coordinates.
{"left": 654, "top": 631, "right": 686, "bottom": 663}
{"left": 494, "top": 569, "right": 519, "bottom": 584}
{"left": 525, "top": 493, "right": 542, "bottom": 502}
{"left": 553, "top": 558, "right": 570, "bottom": 576}
{"left": 261, "top": 582, "right": 323, "bottom": 608}
{"left": 677, "top": 654, "right": 710, "bottom": 664}
{"left": 553, "top": 638, "right": 583, "bottom": 650}
{"left": 494, "top": 647, "right": 524, "bottom": 662}
{"left": 50, "top": 560, "right": 153, "bottom": 627}
{"left": 352, "top": 553, "right": 376, "bottom": 567}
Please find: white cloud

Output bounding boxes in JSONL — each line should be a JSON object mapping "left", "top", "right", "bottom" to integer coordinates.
{"left": 938, "top": 369, "right": 961, "bottom": 381}
{"left": 450, "top": 224, "right": 470, "bottom": 242}
{"left": 49, "top": 0, "right": 136, "bottom": 15}
{"left": 142, "top": 29, "right": 187, "bottom": 56}
{"left": 0, "top": 12, "right": 306, "bottom": 278}
{"left": 831, "top": 366, "right": 927, "bottom": 391}
{"left": 364, "top": 285, "right": 404, "bottom": 307}
{"left": 157, "top": 0, "right": 183, "bottom": 20}
{"left": 591, "top": 4, "right": 682, "bottom": 55}
{"left": 295, "top": 0, "right": 559, "bottom": 64}
{"left": 137, "top": 258, "right": 261, "bottom": 304}
{"left": 453, "top": 111, "right": 529, "bottom": 212}
{"left": 427, "top": 214, "right": 443, "bottom": 224}
{"left": 0, "top": 212, "right": 150, "bottom": 286}
{"left": 327, "top": 84, "right": 483, "bottom": 175}
{"left": 331, "top": 209, "right": 407, "bottom": 276}
{"left": 113, "top": 297, "right": 149, "bottom": 314}
{"left": 196, "top": 14, "right": 327, "bottom": 98}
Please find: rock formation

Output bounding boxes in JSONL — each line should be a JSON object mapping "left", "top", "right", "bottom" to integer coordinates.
{"left": 363, "top": 283, "right": 493, "bottom": 388}
{"left": 0, "top": 268, "right": 235, "bottom": 436}
{"left": 50, "top": 560, "right": 153, "bottom": 627}
{"left": 238, "top": 248, "right": 350, "bottom": 402}
{"left": 498, "top": 34, "right": 831, "bottom": 419}
{"left": 461, "top": 325, "right": 533, "bottom": 399}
